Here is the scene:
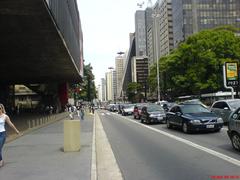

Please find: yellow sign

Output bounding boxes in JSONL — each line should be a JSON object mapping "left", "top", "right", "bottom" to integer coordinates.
{"left": 226, "top": 63, "right": 238, "bottom": 80}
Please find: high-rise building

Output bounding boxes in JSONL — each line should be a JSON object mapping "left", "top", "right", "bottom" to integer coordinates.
{"left": 98, "top": 78, "right": 106, "bottom": 102}
{"left": 105, "top": 70, "right": 117, "bottom": 102}
{"left": 115, "top": 55, "right": 125, "bottom": 98}
{"left": 147, "top": 0, "right": 173, "bottom": 68}
{"left": 135, "top": 10, "right": 147, "bottom": 56}
{"left": 131, "top": 57, "right": 149, "bottom": 96}
{"left": 145, "top": 2, "right": 154, "bottom": 68}
{"left": 158, "top": 0, "right": 174, "bottom": 57}
{"left": 172, "top": 0, "right": 240, "bottom": 47}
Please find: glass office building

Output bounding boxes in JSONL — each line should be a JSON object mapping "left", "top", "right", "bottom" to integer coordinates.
{"left": 172, "top": 0, "right": 240, "bottom": 47}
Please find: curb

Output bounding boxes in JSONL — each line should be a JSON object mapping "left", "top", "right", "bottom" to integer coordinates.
{"left": 94, "top": 111, "right": 123, "bottom": 180}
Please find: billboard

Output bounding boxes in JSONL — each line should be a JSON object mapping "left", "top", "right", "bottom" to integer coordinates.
{"left": 225, "top": 62, "right": 239, "bottom": 87}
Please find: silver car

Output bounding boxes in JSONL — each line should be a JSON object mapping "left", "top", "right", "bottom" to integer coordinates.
{"left": 227, "top": 107, "right": 240, "bottom": 152}
{"left": 210, "top": 99, "right": 240, "bottom": 123}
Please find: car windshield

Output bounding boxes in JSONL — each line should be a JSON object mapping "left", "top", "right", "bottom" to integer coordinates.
{"left": 228, "top": 100, "right": 240, "bottom": 109}
{"left": 147, "top": 105, "right": 164, "bottom": 112}
{"left": 181, "top": 104, "right": 210, "bottom": 114}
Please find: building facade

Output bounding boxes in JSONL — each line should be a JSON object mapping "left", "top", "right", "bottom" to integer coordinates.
{"left": 131, "top": 57, "right": 149, "bottom": 95}
{"left": 158, "top": 0, "right": 174, "bottom": 57}
{"left": 105, "top": 70, "right": 117, "bottom": 102}
{"left": 98, "top": 78, "right": 106, "bottom": 102}
{"left": 115, "top": 55, "right": 125, "bottom": 99}
{"left": 172, "top": 0, "right": 240, "bottom": 47}
{"left": 135, "top": 10, "right": 147, "bottom": 56}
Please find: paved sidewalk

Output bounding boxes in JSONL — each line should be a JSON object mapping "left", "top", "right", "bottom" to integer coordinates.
{"left": 0, "top": 114, "right": 93, "bottom": 180}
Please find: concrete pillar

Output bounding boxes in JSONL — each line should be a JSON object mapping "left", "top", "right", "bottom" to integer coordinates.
{"left": 64, "top": 120, "right": 80, "bottom": 152}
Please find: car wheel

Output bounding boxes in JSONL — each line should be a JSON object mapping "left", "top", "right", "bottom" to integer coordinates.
{"left": 140, "top": 118, "right": 144, "bottom": 123}
{"left": 182, "top": 122, "right": 189, "bottom": 133}
{"left": 231, "top": 133, "right": 240, "bottom": 152}
{"left": 147, "top": 118, "right": 151, "bottom": 124}
{"left": 166, "top": 120, "right": 172, "bottom": 129}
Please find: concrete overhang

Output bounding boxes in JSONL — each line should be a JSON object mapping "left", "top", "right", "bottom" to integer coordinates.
{"left": 0, "top": 0, "right": 82, "bottom": 84}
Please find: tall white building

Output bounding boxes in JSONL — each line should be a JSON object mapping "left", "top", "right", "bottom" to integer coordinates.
{"left": 98, "top": 78, "right": 106, "bottom": 102}
{"left": 105, "top": 70, "right": 117, "bottom": 102}
{"left": 115, "top": 55, "right": 125, "bottom": 98}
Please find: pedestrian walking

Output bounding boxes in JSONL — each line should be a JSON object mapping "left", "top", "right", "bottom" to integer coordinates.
{"left": 0, "top": 103, "right": 20, "bottom": 167}
{"left": 80, "top": 105, "right": 84, "bottom": 120}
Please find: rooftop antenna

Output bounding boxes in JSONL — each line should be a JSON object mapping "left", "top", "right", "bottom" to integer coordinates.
{"left": 137, "top": 1, "right": 145, "bottom": 8}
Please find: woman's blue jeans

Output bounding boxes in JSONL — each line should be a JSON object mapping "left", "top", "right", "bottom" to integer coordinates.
{"left": 0, "top": 131, "right": 6, "bottom": 161}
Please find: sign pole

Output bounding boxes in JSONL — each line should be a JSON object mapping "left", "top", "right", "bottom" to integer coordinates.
{"left": 223, "top": 63, "right": 234, "bottom": 99}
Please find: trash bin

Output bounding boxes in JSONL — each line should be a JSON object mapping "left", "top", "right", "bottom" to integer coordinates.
{"left": 64, "top": 120, "right": 81, "bottom": 152}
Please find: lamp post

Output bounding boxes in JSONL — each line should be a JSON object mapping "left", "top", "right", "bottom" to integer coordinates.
{"left": 152, "top": 11, "right": 161, "bottom": 102}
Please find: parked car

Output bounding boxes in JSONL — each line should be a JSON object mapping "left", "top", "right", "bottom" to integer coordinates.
{"left": 210, "top": 99, "right": 240, "bottom": 123}
{"left": 227, "top": 107, "right": 240, "bottom": 152}
{"left": 166, "top": 104, "right": 223, "bottom": 133}
{"left": 122, "top": 104, "right": 135, "bottom": 116}
{"left": 140, "top": 104, "right": 166, "bottom": 124}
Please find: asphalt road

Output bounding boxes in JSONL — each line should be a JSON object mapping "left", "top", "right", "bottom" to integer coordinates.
{"left": 98, "top": 110, "right": 240, "bottom": 180}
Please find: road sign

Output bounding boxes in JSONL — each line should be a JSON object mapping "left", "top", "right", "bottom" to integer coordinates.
{"left": 225, "top": 62, "right": 239, "bottom": 87}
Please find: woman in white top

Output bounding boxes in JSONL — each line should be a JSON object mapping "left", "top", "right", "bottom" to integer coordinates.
{"left": 0, "top": 104, "right": 20, "bottom": 167}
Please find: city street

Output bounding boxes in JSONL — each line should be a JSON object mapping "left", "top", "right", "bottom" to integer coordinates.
{"left": 97, "top": 110, "right": 240, "bottom": 180}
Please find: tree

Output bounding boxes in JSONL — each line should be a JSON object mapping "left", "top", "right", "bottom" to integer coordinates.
{"left": 149, "top": 26, "right": 240, "bottom": 99}
{"left": 69, "top": 63, "right": 96, "bottom": 102}
{"left": 126, "top": 82, "right": 143, "bottom": 103}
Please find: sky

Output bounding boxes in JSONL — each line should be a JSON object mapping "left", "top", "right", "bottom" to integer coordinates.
{"left": 77, "top": 0, "right": 157, "bottom": 86}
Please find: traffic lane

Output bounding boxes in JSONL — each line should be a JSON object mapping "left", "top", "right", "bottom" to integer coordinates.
{"left": 123, "top": 113, "right": 240, "bottom": 160}
{"left": 99, "top": 112, "right": 240, "bottom": 180}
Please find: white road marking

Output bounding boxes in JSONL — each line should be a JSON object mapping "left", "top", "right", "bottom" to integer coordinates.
{"left": 106, "top": 113, "right": 111, "bottom": 115}
{"left": 101, "top": 113, "right": 105, "bottom": 116}
{"left": 111, "top": 113, "right": 240, "bottom": 167}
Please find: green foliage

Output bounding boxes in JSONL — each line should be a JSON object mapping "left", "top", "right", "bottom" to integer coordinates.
{"left": 148, "top": 26, "right": 240, "bottom": 98}
{"left": 126, "top": 82, "right": 143, "bottom": 103}
{"left": 69, "top": 63, "right": 96, "bottom": 101}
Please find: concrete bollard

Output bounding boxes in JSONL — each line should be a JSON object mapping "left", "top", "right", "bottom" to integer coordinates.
{"left": 28, "top": 120, "right": 31, "bottom": 129}
{"left": 63, "top": 120, "right": 80, "bottom": 152}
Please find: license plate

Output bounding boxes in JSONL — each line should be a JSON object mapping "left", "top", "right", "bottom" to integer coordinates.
{"left": 206, "top": 125, "right": 214, "bottom": 128}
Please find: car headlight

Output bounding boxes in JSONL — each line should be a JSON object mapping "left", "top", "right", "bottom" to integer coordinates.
{"left": 217, "top": 118, "right": 223, "bottom": 123}
{"left": 191, "top": 120, "right": 201, "bottom": 125}
{"left": 149, "top": 114, "right": 155, "bottom": 118}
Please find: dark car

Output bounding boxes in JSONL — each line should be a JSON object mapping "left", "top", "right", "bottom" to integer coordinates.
{"left": 227, "top": 107, "right": 240, "bottom": 152}
{"left": 166, "top": 104, "right": 223, "bottom": 133}
{"left": 140, "top": 104, "right": 166, "bottom": 124}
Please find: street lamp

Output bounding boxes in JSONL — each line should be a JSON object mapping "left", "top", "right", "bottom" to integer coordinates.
{"left": 152, "top": 11, "right": 161, "bottom": 102}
